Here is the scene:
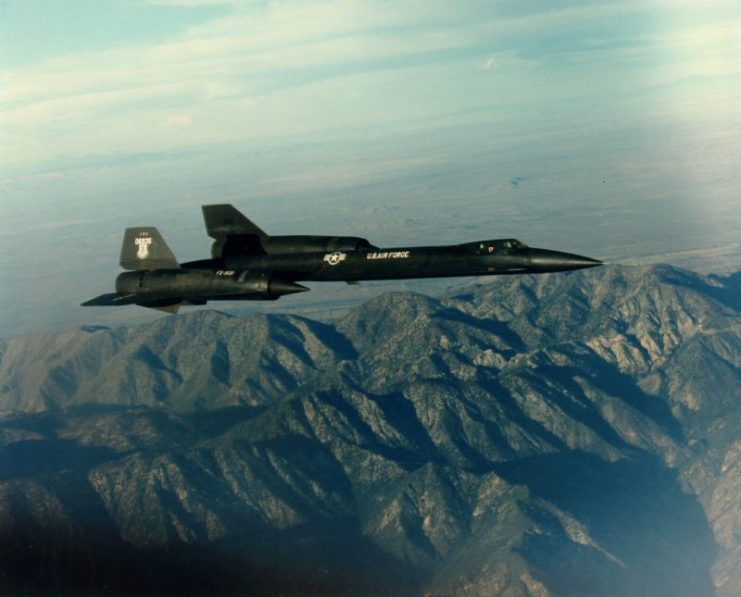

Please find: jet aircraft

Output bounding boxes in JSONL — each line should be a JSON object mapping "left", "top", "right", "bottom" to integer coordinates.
{"left": 83, "top": 204, "right": 602, "bottom": 313}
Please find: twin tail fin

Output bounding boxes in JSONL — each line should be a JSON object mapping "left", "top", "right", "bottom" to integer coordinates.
{"left": 119, "top": 227, "right": 178, "bottom": 270}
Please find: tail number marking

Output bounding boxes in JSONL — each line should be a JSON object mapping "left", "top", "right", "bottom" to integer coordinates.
{"left": 135, "top": 236, "right": 152, "bottom": 259}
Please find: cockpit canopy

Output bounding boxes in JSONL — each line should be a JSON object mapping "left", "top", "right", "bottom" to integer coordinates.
{"left": 462, "top": 239, "right": 529, "bottom": 254}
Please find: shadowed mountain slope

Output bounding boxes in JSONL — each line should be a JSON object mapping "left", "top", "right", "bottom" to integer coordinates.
{"left": 0, "top": 264, "right": 738, "bottom": 595}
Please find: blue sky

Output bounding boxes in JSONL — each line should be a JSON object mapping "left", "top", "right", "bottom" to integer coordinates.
{"left": 0, "top": 0, "right": 739, "bottom": 335}
{"left": 2, "top": 0, "right": 737, "bottom": 174}
{"left": 0, "top": 1, "right": 228, "bottom": 67}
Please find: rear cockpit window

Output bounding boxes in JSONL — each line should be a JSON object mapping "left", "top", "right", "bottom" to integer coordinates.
{"left": 501, "top": 239, "right": 528, "bottom": 249}
{"left": 466, "top": 239, "right": 528, "bottom": 253}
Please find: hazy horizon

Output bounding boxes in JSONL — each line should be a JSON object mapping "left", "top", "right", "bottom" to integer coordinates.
{"left": 1, "top": 0, "right": 739, "bottom": 337}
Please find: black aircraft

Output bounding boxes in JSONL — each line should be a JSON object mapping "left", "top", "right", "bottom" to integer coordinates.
{"left": 83, "top": 204, "right": 602, "bottom": 313}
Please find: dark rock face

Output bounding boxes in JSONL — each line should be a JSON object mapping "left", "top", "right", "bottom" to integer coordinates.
{"left": 0, "top": 265, "right": 738, "bottom": 595}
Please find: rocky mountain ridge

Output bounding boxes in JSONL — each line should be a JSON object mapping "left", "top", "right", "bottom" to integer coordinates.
{"left": 0, "top": 264, "right": 738, "bottom": 595}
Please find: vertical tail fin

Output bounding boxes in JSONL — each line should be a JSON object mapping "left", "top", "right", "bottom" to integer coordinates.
{"left": 202, "top": 204, "right": 267, "bottom": 240}
{"left": 202, "top": 204, "right": 268, "bottom": 257}
{"left": 120, "top": 227, "right": 178, "bottom": 270}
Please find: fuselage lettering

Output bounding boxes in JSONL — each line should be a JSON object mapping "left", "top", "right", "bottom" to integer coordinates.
{"left": 366, "top": 251, "right": 410, "bottom": 260}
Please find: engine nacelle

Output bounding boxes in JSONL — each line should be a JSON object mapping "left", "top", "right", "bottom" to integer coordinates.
{"left": 115, "top": 269, "right": 308, "bottom": 301}
{"left": 211, "top": 234, "right": 265, "bottom": 258}
{"left": 230, "top": 271, "right": 309, "bottom": 300}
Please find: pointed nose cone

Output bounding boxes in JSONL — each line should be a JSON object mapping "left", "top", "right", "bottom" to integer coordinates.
{"left": 269, "top": 279, "right": 310, "bottom": 297}
{"left": 529, "top": 249, "right": 602, "bottom": 272}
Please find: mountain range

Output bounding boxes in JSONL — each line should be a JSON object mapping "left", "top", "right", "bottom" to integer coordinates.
{"left": 0, "top": 264, "right": 738, "bottom": 595}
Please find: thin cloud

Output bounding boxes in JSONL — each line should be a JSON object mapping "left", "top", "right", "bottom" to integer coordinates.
{"left": 480, "top": 54, "right": 539, "bottom": 71}
{"left": 1, "top": 0, "right": 738, "bottom": 172}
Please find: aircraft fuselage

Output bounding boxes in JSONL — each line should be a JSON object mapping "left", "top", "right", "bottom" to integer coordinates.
{"left": 84, "top": 205, "right": 602, "bottom": 313}
{"left": 179, "top": 241, "right": 594, "bottom": 284}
